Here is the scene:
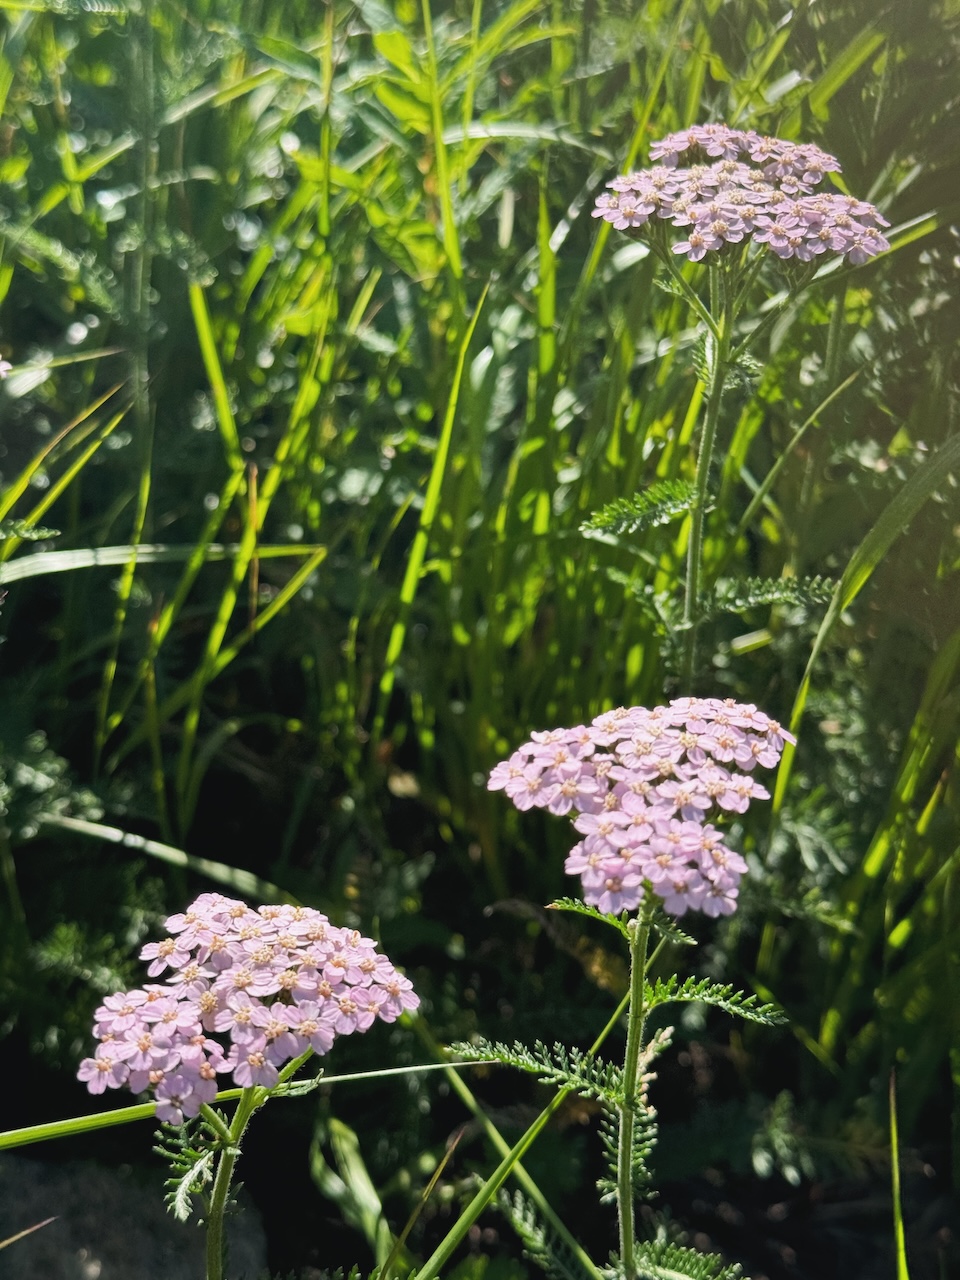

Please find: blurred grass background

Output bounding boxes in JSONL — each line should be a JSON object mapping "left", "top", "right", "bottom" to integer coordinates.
{"left": 0, "top": 0, "right": 958, "bottom": 1276}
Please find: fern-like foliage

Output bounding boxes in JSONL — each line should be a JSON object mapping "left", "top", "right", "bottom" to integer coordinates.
{"left": 581, "top": 481, "right": 697, "bottom": 537}
{"left": 497, "top": 1189, "right": 597, "bottom": 1280}
{"left": 653, "top": 275, "right": 693, "bottom": 302}
{"left": 645, "top": 977, "right": 786, "bottom": 1026}
{"left": 272, "top": 1069, "right": 325, "bottom": 1099}
{"left": 647, "top": 906, "right": 698, "bottom": 947}
{"left": 547, "top": 899, "right": 697, "bottom": 949}
{"left": 597, "top": 1092, "right": 659, "bottom": 1204}
{"left": 708, "top": 575, "right": 835, "bottom": 617}
{"left": 155, "top": 1115, "right": 230, "bottom": 1223}
{"left": 692, "top": 331, "right": 763, "bottom": 395}
{"left": 0, "top": 519, "right": 60, "bottom": 541}
{"left": 597, "top": 1027, "right": 673, "bottom": 1202}
{"left": 449, "top": 1038, "right": 624, "bottom": 1105}
{"left": 632, "top": 1239, "right": 745, "bottom": 1280}
{"left": 268, "top": 1268, "right": 367, "bottom": 1280}
{"left": 548, "top": 897, "right": 632, "bottom": 939}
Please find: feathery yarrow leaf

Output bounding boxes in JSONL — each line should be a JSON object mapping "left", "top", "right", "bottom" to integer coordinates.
{"left": 646, "top": 976, "right": 787, "bottom": 1026}
{"left": 633, "top": 1239, "right": 745, "bottom": 1280}
{"left": 647, "top": 906, "right": 698, "bottom": 947}
{"left": 597, "top": 1097, "right": 659, "bottom": 1202}
{"left": 548, "top": 897, "right": 632, "bottom": 939}
{"left": 581, "top": 481, "right": 697, "bottom": 537}
{"left": 170, "top": 1149, "right": 216, "bottom": 1223}
{"left": 0, "top": 520, "right": 60, "bottom": 542}
{"left": 155, "top": 1116, "right": 227, "bottom": 1223}
{"left": 709, "top": 575, "right": 835, "bottom": 616}
{"left": 497, "top": 1190, "right": 597, "bottom": 1280}
{"left": 450, "top": 1038, "right": 624, "bottom": 1104}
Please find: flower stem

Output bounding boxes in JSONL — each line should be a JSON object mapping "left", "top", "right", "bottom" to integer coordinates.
{"left": 205, "top": 1087, "right": 260, "bottom": 1280}
{"left": 617, "top": 912, "right": 652, "bottom": 1280}
{"left": 681, "top": 295, "right": 731, "bottom": 689}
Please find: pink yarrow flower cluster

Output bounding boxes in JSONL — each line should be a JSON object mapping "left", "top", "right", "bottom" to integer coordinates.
{"left": 489, "top": 697, "right": 794, "bottom": 919}
{"left": 592, "top": 123, "right": 890, "bottom": 266}
{"left": 78, "top": 893, "right": 419, "bottom": 1123}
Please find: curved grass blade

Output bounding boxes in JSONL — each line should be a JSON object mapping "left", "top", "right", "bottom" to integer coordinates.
{"left": 374, "top": 283, "right": 489, "bottom": 738}
{"left": 724, "top": 368, "right": 861, "bottom": 565}
{"left": 0, "top": 383, "right": 125, "bottom": 526}
{"left": 311, "top": 1117, "right": 398, "bottom": 1265}
{"left": 0, "top": 541, "right": 322, "bottom": 585}
{"left": 409, "top": 1001, "right": 629, "bottom": 1280}
{"left": 106, "top": 545, "right": 327, "bottom": 773}
{"left": 890, "top": 1071, "right": 912, "bottom": 1280}
{"left": 39, "top": 813, "right": 296, "bottom": 903}
{"left": 188, "top": 281, "right": 244, "bottom": 473}
{"left": 773, "top": 431, "right": 960, "bottom": 813}
{"left": 380, "top": 1127, "right": 464, "bottom": 1280}
{"left": 421, "top": 0, "right": 463, "bottom": 298}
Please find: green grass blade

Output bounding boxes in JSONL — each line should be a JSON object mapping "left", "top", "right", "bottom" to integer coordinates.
{"left": 412, "top": 989, "right": 629, "bottom": 1280}
{"left": 106, "top": 544, "right": 327, "bottom": 775}
{"left": 411, "top": 1019, "right": 605, "bottom": 1280}
{"left": 41, "top": 814, "right": 296, "bottom": 902}
{"left": 312, "top": 1117, "right": 397, "bottom": 1265}
{"left": 0, "top": 405, "right": 130, "bottom": 562}
{"left": 0, "top": 541, "right": 322, "bottom": 585}
{"left": 208, "top": 546, "right": 328, "bottom": 677}
{"left": 890, "top": 1071, "right": 912, "bottom": 1280}
{"left": 175, "top": 540, "right": 328, "bottom": 830}
{"left": 375, "top": 283, "right": 488, "bottom": 735}
{"left": 0, "top": 1061, "right": 472, "bottom": 1154}
{"left": 0, "top": 1102, "right": 162, "bottom": 1152}
{"left": 806, "top": 26, "right": 886, "bottom": 122}
{"left": 189, "top": 280, "right": 244, "bottom": 473}
{"left": 723, "top": 368, "right": 862, "bottom": 565}
{"left": 0, "top": 383, "right": 124, "bottom": 524}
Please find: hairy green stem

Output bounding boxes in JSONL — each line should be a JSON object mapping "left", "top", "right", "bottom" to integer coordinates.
{"left": 202, "top": 1051, "right": 316, "bottom": 1279}
{"left": 657, "top": 244, "right": 720, "bottom": 339}
{"left": 205, "top": 1088, "right": 259, "bottom": 1280}
{"left": 617, "top": 914, "right": 651, "bottom": 1280}
{"left": 681, "top": 311, "right": 731, "bottom": 687}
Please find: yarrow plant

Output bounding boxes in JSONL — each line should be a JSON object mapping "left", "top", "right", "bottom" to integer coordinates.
{"left": 77, "top": 893, "right": 419, "bottom": 1280}
{"left": 587, "top": 124, "right": 893, "bottom": 687}
{"left": 453, "top": 700, "right": 792, "bottom": 1280}
{"left": 489, "top": 697, "right": 794, "bottom": 918}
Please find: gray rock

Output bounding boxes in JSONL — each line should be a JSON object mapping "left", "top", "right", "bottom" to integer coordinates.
{"left": 0, "top": 1152, "right": 267, "bottom": 1279}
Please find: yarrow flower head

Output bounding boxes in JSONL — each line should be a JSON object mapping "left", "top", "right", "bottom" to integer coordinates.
{"left": 488, "top": 697, "right": 794, "bottom": 919}
{"left": 592, "top": 123, "right": 890, "bottom": 266}
{"left": 78, "top": 893, "right": 419, "bottom": 1122}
